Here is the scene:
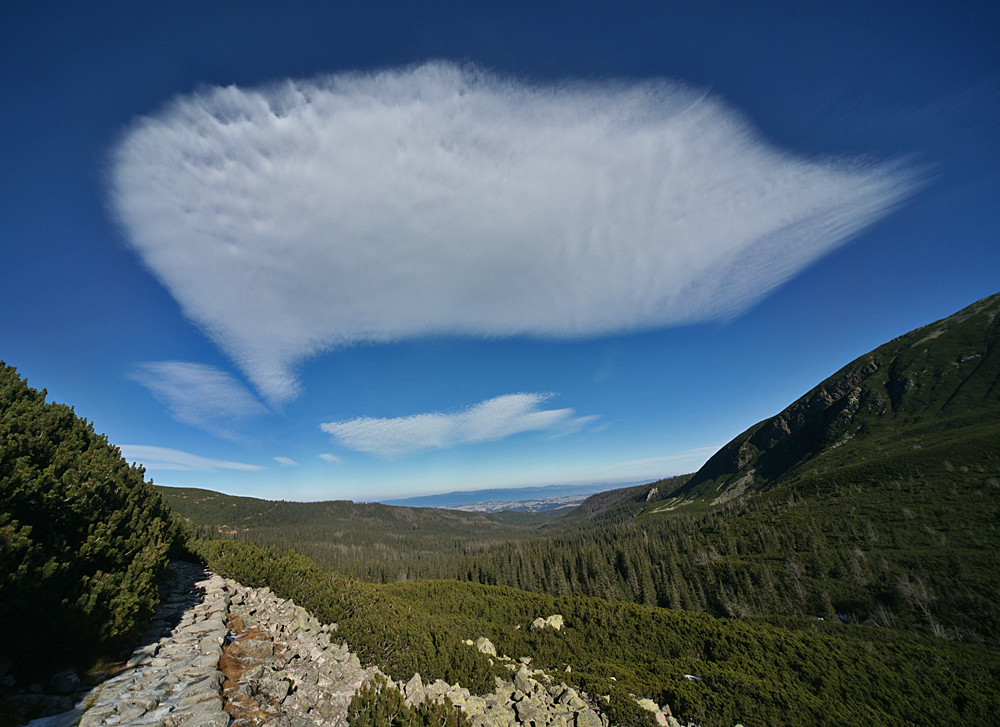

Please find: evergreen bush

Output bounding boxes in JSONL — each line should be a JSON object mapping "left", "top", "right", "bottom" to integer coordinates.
{"left": 0, "top": 362, "right": 182, "bottom": 677}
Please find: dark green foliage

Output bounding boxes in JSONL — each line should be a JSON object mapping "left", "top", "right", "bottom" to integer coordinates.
{"left": 194, "top": 537, "right": 1000, "bottom": 727}
{"left": 160, "top": 485, "right": 557, "bottom": 580}
{"left": 191, "top": 538, "right": 503, "bottom": 694}
{"left": 0, "top": 362, "right": 182, "bottom": 677}
{"left": 348, "top": 674, "right": 470, "bottom": 727}
{"left": 605, "top": 686, "right": 659, "bottom": 727}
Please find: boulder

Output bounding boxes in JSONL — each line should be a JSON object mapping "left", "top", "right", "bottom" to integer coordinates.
{"left": 404, "top": 672, "right": 426, "bottom": 706}
{"left": 514, "top": 697, "right": 545, "bottom": 724}
{"left": 514, "top": 668, "right": 535, "bottom": 695}
{"left": 575, "top": 710, "right": 603, "bottom": 727}
{"left": 47, "top": 668, "right": 80, "bottom": 695}
{"left": 636, "top": 698, "right": 658, "bottom": 713}
{"left": 476, "top": 637, "right": 497, "bottom": 656}
{"left": 530, "top": 614, "right": 565, "bottom": 630}
{"left": 259, "top": 675, "right": 291, "bottom": 703}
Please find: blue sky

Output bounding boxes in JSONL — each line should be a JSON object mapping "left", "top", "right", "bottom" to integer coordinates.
{"left": 2, "top": 1, "right": 997, "bottom": 501}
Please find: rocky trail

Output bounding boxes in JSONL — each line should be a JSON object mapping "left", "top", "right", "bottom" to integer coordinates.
{"left": 8, "top": 562, "right": 694, "bottom": 727}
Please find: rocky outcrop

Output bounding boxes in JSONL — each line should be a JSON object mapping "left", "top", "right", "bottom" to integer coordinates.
{"left": 395, "top": 663, "right": 607, "bottom": 727}
{"left": 530, "top": 615, "right": 564, "bottom": 631}
{"left": 220, "top": 581, "right": 371, "bottom": 726}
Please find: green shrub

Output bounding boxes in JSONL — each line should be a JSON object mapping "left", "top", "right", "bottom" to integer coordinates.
{"left": 0, "top": 362, "right": 182, "bottom": 677}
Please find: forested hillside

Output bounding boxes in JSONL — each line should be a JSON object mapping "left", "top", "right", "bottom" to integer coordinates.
{"left": 157, "top": 486, "right": 560, "bottom": 581}
{"left": 173, "top": 292, "right": 1000, "bottom": 648}
{"left": 0, "top": 363, "right": 183, "bottom": 678}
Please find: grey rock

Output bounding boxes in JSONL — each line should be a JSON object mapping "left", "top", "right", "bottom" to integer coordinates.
{"left": 514, "top": 668, "right": 535, "bottom": 695}
{"left": 476, "top": 637, "right": 497, "bottom": 656}
{"left": 169, "top": 704, "right": 230, "bottom": 727}
{"left": 46, "top": 668, "right": 80, "bottom": 695}
{"left": 242, "top": 664, "right": 266, "bottom": 681}
{"left": 117, "top": 704, "right": 148, "bottom": 722}
{"left": 123, "top": 693, "right": 160, "bottom": 711}
{"left": 405, "top": 672, "right": 426, "bottom": 706}
{"left": 260, "top": 676, "right": 291, "bottom": 702}
{"left": 515, "top": 697, "right": 545, "bottom": 723}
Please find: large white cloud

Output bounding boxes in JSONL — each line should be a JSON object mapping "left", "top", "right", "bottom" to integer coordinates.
{"left": 321, "top": 393, "right": 596, "bottom": 457}
{"left": 110, "top": 61, "right": 920, "bottom": 405}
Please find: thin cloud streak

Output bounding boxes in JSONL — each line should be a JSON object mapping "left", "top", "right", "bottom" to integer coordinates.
{"left": 120, "top": 444, "right": 265, "bottom": 472}
{"left": 600, "top": 446, "right": 722, "bottom": 475}
{"left": 273, "top": 456, "right": 298, "bottom": 467}
{"left": 129, "top": 361, "right": 268, "bottom": 439}
{"left": 321, "top": 393, "right": 595, "bottom": 457}
{"left": 110, "top": 62, "right": 921, "bottom": 404}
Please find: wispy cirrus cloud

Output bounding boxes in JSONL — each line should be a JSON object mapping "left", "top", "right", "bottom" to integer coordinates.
{"left": 119, "top": 444, "right": 264, "bottom": 472}
{"left": 321, "top": 393, "right": 596, "bottom": 457}
{"left": 318, "top": 453, "right": 341, "bottom": 463}
{"left": 600, "top": 446, "right": 723, "bottom": 477}
{"left": 129, "top": 361, "right": 268, "bottom": 439}
{"left": 110, "top": 61, "right": 921, "bottom": 405}
{"left": 273, "top": 456, "right": 298, "bottom": 467}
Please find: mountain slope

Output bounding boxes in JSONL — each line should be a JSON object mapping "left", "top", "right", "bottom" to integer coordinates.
{"left": 666, "top": 291, "right": 1000, "bottom": 506}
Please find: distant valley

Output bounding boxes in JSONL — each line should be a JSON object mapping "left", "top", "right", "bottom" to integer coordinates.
{"left": 379, "top": 481, "right": 647, "bottom": 512}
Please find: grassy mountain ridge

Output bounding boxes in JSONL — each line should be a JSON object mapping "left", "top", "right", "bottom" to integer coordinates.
{"left": 663, "top": 291, "right": 1000, "bottom": 507}
{"left": 541, "top": 474, "right": 692, "bottom": 533}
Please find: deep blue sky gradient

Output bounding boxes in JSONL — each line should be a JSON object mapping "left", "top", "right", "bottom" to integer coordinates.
{"left": 2, "top": 1, "right": 997, "bottom": 499}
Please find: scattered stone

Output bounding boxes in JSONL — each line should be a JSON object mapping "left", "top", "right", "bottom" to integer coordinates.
{"left": 636, "top": 697, "right": 659, "bottom": 713}
{"left": 476, "top": 637, "right": 497, "bottom": 656}
{"left": 530, "top": 614, "right": 564, "bottom": 631}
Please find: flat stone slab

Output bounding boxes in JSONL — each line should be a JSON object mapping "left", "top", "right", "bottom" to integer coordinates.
{"left": 29, "top": 562, "right": 231, "bottom": 727}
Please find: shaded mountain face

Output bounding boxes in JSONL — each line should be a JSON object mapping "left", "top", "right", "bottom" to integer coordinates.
{"left": 670, "top": 291, "right": 1000, "bottom": 504}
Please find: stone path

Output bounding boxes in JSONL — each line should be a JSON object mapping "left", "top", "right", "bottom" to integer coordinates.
{"left": 20, "top": 562, "right": 697, "bottom": 727}
{"left": 26, "top": 561, "right": 231, "bottom": 727}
